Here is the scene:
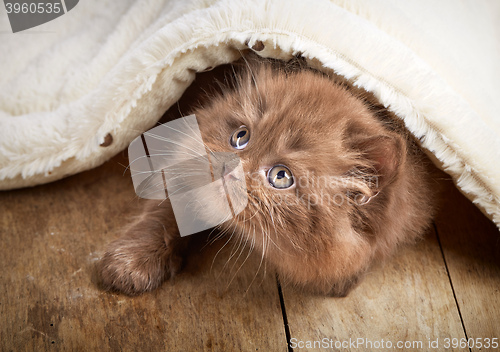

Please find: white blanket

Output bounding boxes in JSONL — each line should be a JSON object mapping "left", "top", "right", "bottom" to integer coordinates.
{"left": 1, "top": 0, "right": 499, "bottom": 229}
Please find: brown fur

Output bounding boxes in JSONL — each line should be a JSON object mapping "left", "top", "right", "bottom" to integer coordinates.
{"left": 98, "top": 57, "right": 439, "bottom": 296}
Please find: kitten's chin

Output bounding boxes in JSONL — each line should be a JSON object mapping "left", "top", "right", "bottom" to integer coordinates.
{"left": 188, "top": 184, "right": 237, "bottom": 224}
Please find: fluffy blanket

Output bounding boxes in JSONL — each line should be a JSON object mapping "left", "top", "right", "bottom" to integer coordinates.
{"left": 1, "top": 0, "right": 499, "bottom": 229}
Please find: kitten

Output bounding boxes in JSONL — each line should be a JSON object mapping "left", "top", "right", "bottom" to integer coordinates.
{"left": 98, "top": 56, "right": 439, "bottom": 297}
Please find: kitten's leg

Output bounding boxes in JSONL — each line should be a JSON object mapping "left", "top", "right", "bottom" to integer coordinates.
{"left": 98, "top": 200, "right": 187, "bottom": 296}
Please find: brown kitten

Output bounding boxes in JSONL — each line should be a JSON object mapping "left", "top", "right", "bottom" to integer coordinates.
{"left": 98, "top": 57, "right": 439, "bottom": 297}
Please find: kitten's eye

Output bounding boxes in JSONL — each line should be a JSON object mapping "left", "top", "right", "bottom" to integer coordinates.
{"left": 230, "top": 126, "right": 250, "bottom": 150}
{"left": 267, "top": 165, "right": 294, "bottom": 189}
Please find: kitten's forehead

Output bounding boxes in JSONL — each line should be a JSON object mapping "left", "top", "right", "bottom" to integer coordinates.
{"left": 198, "top": 62, "right": 372, "bottom": 171}
{"left": 248, "top": 67, "right": 365, "bottom": 127}
{"left": 246, "top": 85, "right": 352, "bottom": 151}
{"left": 232, "top": 67, "right": 372, "bottom": 174}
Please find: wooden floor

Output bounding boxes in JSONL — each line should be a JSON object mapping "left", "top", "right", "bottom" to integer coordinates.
{"left": 1, "top": 152, "right": 499, "bottom": 352}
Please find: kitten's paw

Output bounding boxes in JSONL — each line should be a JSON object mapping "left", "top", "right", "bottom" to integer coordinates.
{"left": 97, "top": 237, "right": 184, "bottom": 296}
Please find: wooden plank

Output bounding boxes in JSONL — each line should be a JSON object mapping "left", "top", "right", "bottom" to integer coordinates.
{"left": 0, "top": 155, "right": 287, "bottom": 351}
{"left": 435, "top": 180, "right": 500, "bottom": 351}
{"left": 282, "top": 225, "right": 466, "bottom": 351}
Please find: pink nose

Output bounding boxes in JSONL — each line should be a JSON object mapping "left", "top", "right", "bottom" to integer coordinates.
{"left": 222, "top": 162, "right": 239, "bottom": 181}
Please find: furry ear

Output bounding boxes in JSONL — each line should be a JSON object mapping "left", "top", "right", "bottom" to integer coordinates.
{"left": 346, "top": 134, "right": 405, "bottom": 200}
{"left": 356, "top": 135, "right": 404, "bottom": 188}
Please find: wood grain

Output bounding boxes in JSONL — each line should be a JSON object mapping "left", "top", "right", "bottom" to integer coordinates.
{"left": 435, "top": 181, "right": 500, "bottom": 351}
{"left": 282, "top": 225, "right": 467, "bottom": 352}
{"left": 0, "top": 154, "right": 287, "bottom": 352}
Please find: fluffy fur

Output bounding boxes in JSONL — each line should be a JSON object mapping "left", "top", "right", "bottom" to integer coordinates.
{"left": 98, "top": 58, "right": 439, "bottom": 296}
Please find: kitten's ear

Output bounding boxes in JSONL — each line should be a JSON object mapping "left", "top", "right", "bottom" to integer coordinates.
{"left": 349, "top": 134, "right": 405, "bottom": 192}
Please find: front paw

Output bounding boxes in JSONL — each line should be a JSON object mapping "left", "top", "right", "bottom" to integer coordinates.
{"left": 97, "top": 237, "right": 184, "bottom": 296}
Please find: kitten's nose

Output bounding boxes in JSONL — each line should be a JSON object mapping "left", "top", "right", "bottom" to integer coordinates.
{"left": 209, "top": 151, "right": 242, "bottom": 181}
{"left": 222, "top": 162, "right": 240, "bottom": 181}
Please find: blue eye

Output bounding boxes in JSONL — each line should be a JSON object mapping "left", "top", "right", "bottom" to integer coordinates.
{"left": 267, "top": 165, "right": 294, "bottom": 189}
{"left": 230, "top": 126, "right": 250, "bottom": 149}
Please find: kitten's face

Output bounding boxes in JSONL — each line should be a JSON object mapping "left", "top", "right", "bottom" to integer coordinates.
{"left": 190, "top": 62, "right": 404, "bottom": 296}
